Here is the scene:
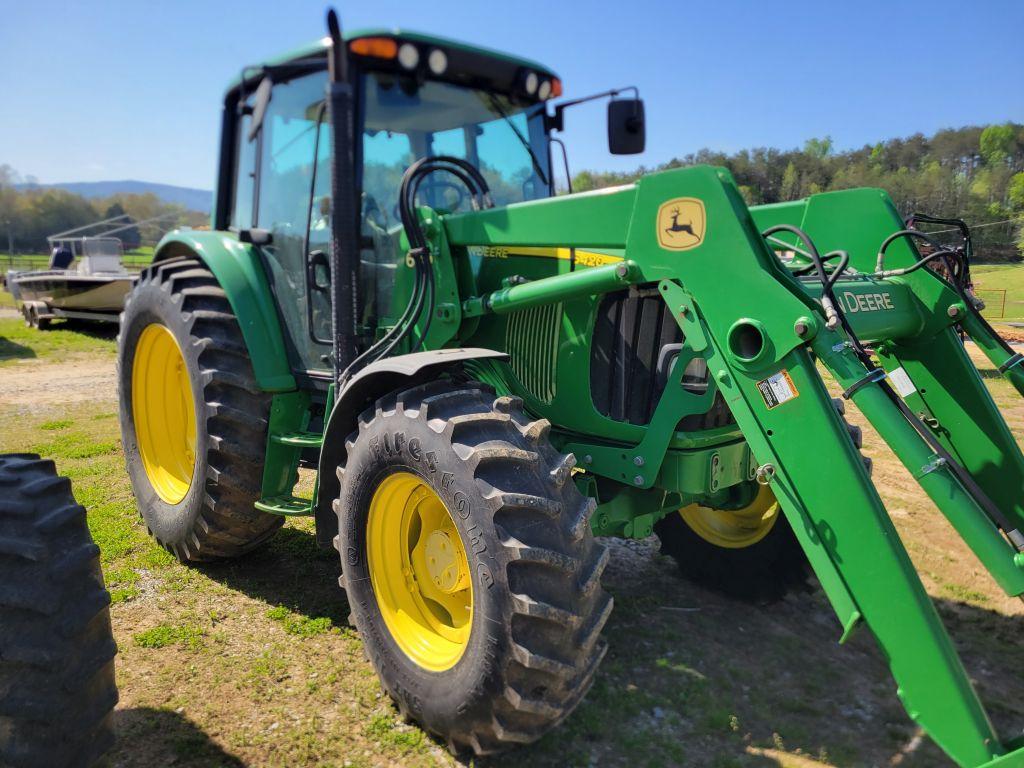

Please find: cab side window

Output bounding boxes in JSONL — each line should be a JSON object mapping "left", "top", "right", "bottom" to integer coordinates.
{"left": 232, "top": 114, "right": 256, "bottom": 229}
{"left": 249, "top": 70, "right": 332, "bottom": 374}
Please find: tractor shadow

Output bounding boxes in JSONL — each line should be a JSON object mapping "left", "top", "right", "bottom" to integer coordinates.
{"left": 101, "top": 707, "right": 245, "bottom": 767}
{"left": 196, "top": 524, "right": 348, "bottom": 626}
{"left": 485, "top": 539, "right": 1024, "bottom": 768}
{"left": 0, "top": 335, "right": 34, "bottom": 361}
{"left": 195, "top": 526, "right": 1024, "bottom": 767}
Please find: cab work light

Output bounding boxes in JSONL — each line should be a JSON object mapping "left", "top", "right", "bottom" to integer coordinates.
{"left": 349, "top": 37, "right": 398, "bottom": 59}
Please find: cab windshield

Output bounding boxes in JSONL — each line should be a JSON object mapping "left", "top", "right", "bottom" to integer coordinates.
{"left": 357, "top": 70, "right": 551, "bottom": 330}
{"left": 361, "top": 71, "right": 551, "bottom": 220}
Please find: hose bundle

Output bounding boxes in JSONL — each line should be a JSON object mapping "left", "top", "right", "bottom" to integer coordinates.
{"left": 760, "top": 224, "right": 1024, "bottom": 551}
{"left": 337, "top": 156, "right": 491, "bottom": 386}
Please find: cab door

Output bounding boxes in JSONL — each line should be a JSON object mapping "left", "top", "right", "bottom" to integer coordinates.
{"left": 236, "top": 69, "right": 333, "bottom": 379}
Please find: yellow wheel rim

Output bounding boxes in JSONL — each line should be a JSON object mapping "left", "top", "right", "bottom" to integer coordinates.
{"left": 679, "top": 486, "right": 780, "bottom": 549}
{"left": 367, "top": 472, "right": 473, "bottom": 672}
{"left": 131, "top": 324, "right": 197, "bottom": 505}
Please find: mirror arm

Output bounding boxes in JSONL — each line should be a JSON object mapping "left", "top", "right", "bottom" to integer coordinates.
{"left": 550, "top": 137, "right": 573, "bottom": 194}
{"left": 545, "top": 85, "right": 640, "bottom": 132}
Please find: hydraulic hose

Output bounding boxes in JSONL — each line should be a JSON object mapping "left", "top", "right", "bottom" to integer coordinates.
{"left": 876, "top": 229, "right": 1015, "bottom": 356}
{"left": 779, "top": 225, "right": 1024, "bottom": 549}
{"left": 338, "top": 155, "right": 491, "bottom": 385}
{"left": 875, "top": 229, "right": 966, "bottom": 285}
{"left": 762, "top": 224, "right": 846, "bottom": 329}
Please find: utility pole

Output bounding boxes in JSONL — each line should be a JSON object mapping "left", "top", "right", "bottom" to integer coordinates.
{"left": 3, "top": 219, "right": 12, "bottom": 269}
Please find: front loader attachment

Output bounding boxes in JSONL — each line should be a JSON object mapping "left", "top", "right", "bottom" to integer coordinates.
{"left": 441, "top": 168, "right": 1024, "bottom": 767}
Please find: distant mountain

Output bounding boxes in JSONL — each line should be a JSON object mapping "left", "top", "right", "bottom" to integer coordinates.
{"left": 15, "top": 180, "right": 212, "bottom": 213}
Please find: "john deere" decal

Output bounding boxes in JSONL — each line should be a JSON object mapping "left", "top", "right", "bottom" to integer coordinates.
{"left": 656, "top": 197, "right": 706, "bottom": 251}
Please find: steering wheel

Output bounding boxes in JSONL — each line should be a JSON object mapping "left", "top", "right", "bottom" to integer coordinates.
{"left": 362, "top": 193, "right": 389, "bottom": 231}
{"left": 414, "top": 178, "right": 466, "bottom": 212}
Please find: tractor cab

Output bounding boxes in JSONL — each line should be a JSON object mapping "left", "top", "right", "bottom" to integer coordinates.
{"left": 219, "top": 32, "right": 570, "bottom": 382}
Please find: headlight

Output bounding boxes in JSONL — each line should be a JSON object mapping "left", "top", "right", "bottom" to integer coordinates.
{"left": 397, "top": 43, "right": 419, "bottom": 70}
{"left": 427, "top": 48, "right": 447, "bottom": 75}
{"left": 524, "top": 71, "right": 538, "bottom": 95}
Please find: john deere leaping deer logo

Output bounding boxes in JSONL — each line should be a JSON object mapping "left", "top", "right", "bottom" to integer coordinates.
{"left": 656, "top": 197, "right": 706, "bottom": 251}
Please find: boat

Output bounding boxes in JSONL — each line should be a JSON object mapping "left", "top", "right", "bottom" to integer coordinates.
{"left": 6, "top": 237, "right": 138, "bottom": 328}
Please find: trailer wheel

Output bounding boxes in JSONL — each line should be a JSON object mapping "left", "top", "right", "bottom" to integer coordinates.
{"left": 336, "top": 381, "right": 612, "bottom": 755}
{"left": 655, "top": 398, "right": 868, "bottom": 602}
{"left": 117, "top": 257, "right": 282, "bottom": 562}
{"left": 22, "top": 304, "right": 50, "bottom": 330}
{"left": 0, "top": 454, "right": 118, "bottom": 768}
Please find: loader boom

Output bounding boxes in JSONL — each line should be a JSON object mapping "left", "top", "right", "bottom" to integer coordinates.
{"left": 432, "top": 167, "right": 1024, "bottom": 767}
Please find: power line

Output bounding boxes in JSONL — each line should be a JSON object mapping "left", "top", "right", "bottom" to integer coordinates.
{"left": 922, "top": 218, "right": 1020, "bottom": 235}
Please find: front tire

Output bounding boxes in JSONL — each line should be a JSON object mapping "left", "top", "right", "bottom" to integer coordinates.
{"left": 117, "top": 257, "right": 282, "bottom": 562}
{"left": 654, "top": 486, "right": 809, "bottom": 602}
{"left": 0, "top": 454, "right": 118, "bottom": 768}
{"left": 655, "top": 397, "right": 869, "bottom": 602}
{"left": 336, "top": 381, "right": 612, "bottom": 755}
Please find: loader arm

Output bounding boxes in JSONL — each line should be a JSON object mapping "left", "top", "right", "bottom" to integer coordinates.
{"left": 441, "top": 166, "right": 1024, "bottom": 767}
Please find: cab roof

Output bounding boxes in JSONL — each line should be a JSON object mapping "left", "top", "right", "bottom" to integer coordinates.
{"left": 225, "top": 28, "right": 558, "bottom": 95}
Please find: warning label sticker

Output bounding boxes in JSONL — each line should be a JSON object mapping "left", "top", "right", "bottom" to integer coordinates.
{"left": 757, "top": 369, "right": 799, "bottom": 410}
{"left": 888, "top": 366, "right": 917, "bottom": 398}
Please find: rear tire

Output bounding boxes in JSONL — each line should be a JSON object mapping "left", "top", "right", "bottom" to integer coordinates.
{"left": 117, "top": 256, "right": 282, "bottom": 562}
{"left": 336, "top": 381, "right": 612, "bottom": 755}
{"left": 0, "top": 454, "right": 118, "bottom": 768}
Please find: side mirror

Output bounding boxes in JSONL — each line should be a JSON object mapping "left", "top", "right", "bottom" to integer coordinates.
{"left": 238, "top": 227, "right": 273, "bottom": 246}
{"left": 308, "top": 250, "right": 331, "bottom": 291}
{"left": 607, "top": 98, "right": 645, "bottom": 155}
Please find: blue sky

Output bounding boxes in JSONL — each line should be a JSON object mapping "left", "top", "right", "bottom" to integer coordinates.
{"left": 2, "top": 0, "right": 1022, "bottom": 191}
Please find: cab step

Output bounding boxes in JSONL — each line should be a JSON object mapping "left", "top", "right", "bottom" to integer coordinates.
{"left": 271, "top": 431, "right": 323, "bottom": 448}
{"left": 255, "top": 495, "right": 313, "bottom": 516}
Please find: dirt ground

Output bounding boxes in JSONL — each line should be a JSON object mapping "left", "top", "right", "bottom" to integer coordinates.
{"left": 0, "top": 356, "right": 116, "bottom": 404}
{"left": 3, "top": 320, "right": 1024, "bottom": 768}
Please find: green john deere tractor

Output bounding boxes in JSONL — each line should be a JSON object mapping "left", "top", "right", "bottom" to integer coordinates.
{"left": 117, "top": 11, "right": 1024, "bottom": 764}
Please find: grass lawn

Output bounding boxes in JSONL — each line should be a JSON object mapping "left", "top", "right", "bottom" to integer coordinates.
{"left": 972, "top": 263, "right": 1024, "bottom": 322}
{"left": 2, "top": 316, "right": 1024, "bottom": 767}
{"left": 0, "top": 315, "right": 116, "bottom": 363}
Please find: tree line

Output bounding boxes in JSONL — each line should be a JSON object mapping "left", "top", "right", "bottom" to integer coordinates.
{"left": 573, "top": 123, "right": 1024, "bottom": 261}
{"left": 4, "top": 123, "right": 1023, "bottom": 260}
{"left": 0, "top": 165, "right": 207, "bottom": 255}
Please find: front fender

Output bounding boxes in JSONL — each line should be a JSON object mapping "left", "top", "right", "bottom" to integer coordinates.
{"left": 314, "top": 348, "right": 509, "bottom": 547}
{"left": 153, "top": 230, "right": 296, "bottom": 392}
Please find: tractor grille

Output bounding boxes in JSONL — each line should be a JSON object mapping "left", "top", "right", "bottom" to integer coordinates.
{"left": 506, "top": 302, "right": 562, "bottom": 404}
{"left": 590, "top": 287, "right": 734, "bottom": 429}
